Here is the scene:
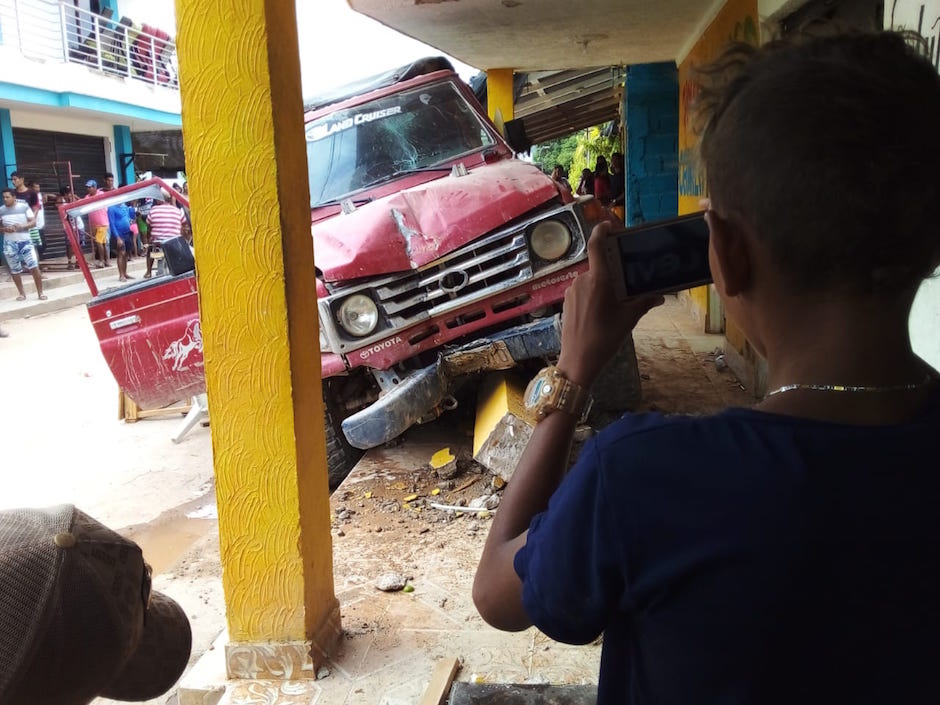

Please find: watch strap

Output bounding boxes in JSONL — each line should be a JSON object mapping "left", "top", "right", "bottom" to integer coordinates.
{"left": 526, "top": 366, "right": 591, "bottom": 422}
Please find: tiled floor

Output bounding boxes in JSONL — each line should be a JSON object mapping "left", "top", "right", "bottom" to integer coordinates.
{"left": 183, "top": 436, "right": 603, "bottom": 704}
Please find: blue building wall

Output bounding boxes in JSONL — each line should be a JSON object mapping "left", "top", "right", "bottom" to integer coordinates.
{"left": 0, "top": 109, "right": 15, "bottom": 181}
{"left": 624, "top": 62, "right": 679, "bottom": 225}
{"left": 113, "top": 124, "right": 134, "bottom": 186}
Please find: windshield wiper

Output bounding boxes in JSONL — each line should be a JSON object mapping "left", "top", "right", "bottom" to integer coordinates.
{"left": 363, "top": 165, "right": 460, "bottom": 189}
{"left": 313, "top": 196, "right": 373, "bottom": 208}
{"left": 389, "top": 165, "right": 457, "bottom": 178}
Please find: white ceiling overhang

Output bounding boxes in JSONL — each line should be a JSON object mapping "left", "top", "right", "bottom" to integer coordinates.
{"left": 349, "top": 0, "right": 806, "bottom": 144}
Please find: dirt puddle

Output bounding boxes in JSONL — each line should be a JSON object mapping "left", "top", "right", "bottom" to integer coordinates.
{"left": 125, "top": 516, "right": 215, "bottom": 574}
{"left": 120, "top": 490, "right": 218, "bottom": 575}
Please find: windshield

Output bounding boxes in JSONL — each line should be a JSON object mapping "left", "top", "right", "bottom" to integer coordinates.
{"left": 306, "top": 81, "right": 496, "bottom": 206}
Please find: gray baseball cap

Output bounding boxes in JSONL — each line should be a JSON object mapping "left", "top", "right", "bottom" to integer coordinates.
{"left": 0, "top": 505, "right": 192, "bottom": 704}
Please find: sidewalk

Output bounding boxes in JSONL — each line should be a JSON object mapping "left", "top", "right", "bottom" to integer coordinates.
{"left": 0, "top": 255, "right": 150, "bottom": 322}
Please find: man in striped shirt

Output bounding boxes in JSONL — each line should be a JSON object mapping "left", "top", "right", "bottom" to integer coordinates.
{"left": 145, "top": 197, "right": 186, "bottom": 278}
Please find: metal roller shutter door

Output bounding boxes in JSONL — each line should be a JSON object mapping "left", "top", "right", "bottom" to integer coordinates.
{"left": 12, "top": 128, "right": 107, "bottom": 261}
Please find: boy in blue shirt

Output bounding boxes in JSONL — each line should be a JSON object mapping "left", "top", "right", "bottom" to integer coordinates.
{"left": 474, "top": 31, "right": 940, "bottom": 705}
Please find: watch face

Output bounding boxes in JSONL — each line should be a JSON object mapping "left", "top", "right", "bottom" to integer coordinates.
{"left": 525, "top": 374, "right": 549, "bottom": 409}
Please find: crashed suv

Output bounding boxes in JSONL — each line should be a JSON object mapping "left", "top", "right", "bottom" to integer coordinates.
{"left": 308, "top": 58, "right": 608, "bottom": 484}
{"left": 62, "top": 57, "right": 609, "bottom": 488}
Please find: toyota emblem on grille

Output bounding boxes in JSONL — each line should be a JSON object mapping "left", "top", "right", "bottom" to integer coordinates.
{"left": 440, "top": 270, "right": 470, "bottom": 294}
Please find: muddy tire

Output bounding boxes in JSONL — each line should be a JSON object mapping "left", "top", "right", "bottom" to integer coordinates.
{"left": 323, "top": 387, "right": 363, "bottom": 491}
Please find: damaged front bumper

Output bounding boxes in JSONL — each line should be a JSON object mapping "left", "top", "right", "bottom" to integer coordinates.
{"left": 341, "top": 315, "right": 562, "bottom": 450}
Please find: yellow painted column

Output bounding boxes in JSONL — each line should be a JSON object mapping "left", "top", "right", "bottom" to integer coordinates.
{"left": 487, "top": 68, "right": 515, "bottom": 136}
{"left": 175, "top": 0, "right": 340, "bottom": 679}
{"left": 677, "top": 0, "right": 762, "bottom": 392}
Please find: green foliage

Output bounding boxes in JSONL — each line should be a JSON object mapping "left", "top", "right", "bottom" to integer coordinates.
{"left": 532, "top": 133, "right": 579, "bottom": 176}
{"left": 570, "top": 124, "right": 622, "bottom": 180}
{"left": 532, "top": 122, "right": 622, "bottom": 184}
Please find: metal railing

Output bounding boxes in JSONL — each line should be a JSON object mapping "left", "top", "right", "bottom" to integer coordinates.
{"left": 0, "top": 0, "right": 178, "bottom": 89}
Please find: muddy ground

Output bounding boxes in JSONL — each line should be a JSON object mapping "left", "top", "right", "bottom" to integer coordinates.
{"left": 327, "top": 305, "right": 755, "bottom": 566}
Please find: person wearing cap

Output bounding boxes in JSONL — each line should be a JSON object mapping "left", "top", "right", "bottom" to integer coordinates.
{"left": 0, "top": 504, "right": 192, "bottom": 704}
{"left": 84, "top": 180, "right": 111, "bottom": 268}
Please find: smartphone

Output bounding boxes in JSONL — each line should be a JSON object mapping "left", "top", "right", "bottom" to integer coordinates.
{"left": 603, "top": 212, "right": 712, "bottom": 300}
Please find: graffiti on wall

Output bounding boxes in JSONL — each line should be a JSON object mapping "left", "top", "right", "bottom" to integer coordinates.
{"left": 677, "top": 1, "right": 759, "bottom": 215}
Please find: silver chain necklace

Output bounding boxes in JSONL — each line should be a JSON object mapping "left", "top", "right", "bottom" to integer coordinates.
{"left": 765, "top": 375, "right": 935, "bottom": 399}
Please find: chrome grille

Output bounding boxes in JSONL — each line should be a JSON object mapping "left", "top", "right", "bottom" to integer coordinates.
{"left": 375, "top": 232, "right": 531, "bottom": 325}
{"left": 319, "top": 203, "right": 588, "bottom": 354}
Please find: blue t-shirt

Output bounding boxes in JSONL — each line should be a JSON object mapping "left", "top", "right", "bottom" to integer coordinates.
{"left": 107, "top": 203, "right": 135, "bottom": 236}
{"left": 514, "top": 394, "right": 940, "bottom": 705}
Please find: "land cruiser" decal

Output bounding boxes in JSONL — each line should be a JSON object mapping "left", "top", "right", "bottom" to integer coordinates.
{"left": 306, "top": 106, "right": 403, "bottom": 142}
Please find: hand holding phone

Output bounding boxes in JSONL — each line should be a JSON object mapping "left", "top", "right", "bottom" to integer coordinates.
{"left": 602, "top": 212, "right": 712, "bottom": 301}
{"left": 556, "top": 222, "right": 666, "bottom": 389}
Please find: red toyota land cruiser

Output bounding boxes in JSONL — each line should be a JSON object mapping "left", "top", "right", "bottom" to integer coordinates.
{"left": 61, "top": 57, "right": 612, "bottom": 488}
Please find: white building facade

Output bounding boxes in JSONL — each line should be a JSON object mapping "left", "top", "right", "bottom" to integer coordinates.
{"left": 0, "top": 0, "right": 180, "bottom": 259}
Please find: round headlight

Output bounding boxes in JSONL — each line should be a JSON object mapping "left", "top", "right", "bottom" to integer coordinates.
{"left": 530, "top": 220, "right": 572, "bottom": 261}
{"left": 337, "top": 294, "right": 379, "bottom": 337}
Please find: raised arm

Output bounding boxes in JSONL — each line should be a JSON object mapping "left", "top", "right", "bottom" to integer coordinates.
{"left": 472, "top": 221, "right": 664, "bottom": 631}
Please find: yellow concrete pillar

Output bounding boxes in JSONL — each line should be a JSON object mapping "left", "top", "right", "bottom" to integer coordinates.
{"left": 175, "top": 0, "right": 340, "bottom": 679}
{"left": 677, "top": 0, "right": 762, "bottom": 392}
{"left": 486, "top": 68, "right": 515, "bottom": 137}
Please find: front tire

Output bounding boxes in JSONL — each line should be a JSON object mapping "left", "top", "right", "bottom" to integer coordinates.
{"left": 323, "top": 385, "right": 363, "bottom": 491}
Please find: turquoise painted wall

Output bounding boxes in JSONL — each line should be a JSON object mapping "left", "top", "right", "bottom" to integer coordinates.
{"left": 624, "top": 62, "right": 679, "bottom": 226}
{"left": 0, "top": 109, "right": 15, "bottom": 181}
{"left": 113, "top": 124, "right": 134, "bottom": 185}
{"left": 0, "top": 83, "right": 180, "bottom": 127}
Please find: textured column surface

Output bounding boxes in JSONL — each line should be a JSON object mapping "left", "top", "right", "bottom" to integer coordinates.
{"left": 175, "top": 0, "right": 340, "bottom": 678}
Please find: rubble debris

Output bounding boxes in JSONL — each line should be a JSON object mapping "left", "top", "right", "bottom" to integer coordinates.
{"left": 430, "top": 502, "right": 496, "bottom": 514}
{"left": 473, "top": 373, "right": 531, "bottom": 482}
{"left": 375, "top": 572, "right": 408, "bottom": 591}
{"left": 453, "top": 475, "right": 481, "bottom": 493}
{"left": 430, "top": 447, "right": 459, "bottom": 479}
{"left": 469, "top": 494, "right": 500, "bottom": 511}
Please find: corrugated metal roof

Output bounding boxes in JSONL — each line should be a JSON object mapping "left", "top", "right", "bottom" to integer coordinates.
{"left": 514, "top": 67, "right": 624, "bottom": 145}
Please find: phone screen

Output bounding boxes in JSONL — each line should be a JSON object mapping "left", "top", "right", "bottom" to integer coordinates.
{"left": 605, "top": 212, "right": 712, "bottom": 300}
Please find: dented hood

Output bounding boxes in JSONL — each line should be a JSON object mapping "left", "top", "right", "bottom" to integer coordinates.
{"left": 312, "top": 160, "right": 559, "bottom": 282}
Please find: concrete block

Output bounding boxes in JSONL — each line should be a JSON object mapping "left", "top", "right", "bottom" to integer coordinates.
{"left": 473, "top": 373, "right": 532, "bottom": 482}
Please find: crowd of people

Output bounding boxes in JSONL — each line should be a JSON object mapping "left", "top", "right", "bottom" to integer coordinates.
{"left": 551, "top": 151, "right": 626, "bottom": 221}
{"left": 0, "top": 172, "right": 190, "bottom": 337}
{"left": 51, "top": 173, "right": 191, "bottom": 279}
